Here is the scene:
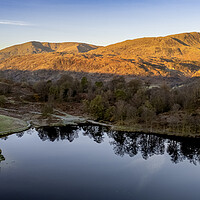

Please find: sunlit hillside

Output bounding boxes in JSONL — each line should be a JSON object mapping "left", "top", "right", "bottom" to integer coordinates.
{"left": 91, "top": 32, "right": 200, "bottom": 60}
{"left": 0, "top": 41, "right": 99, "bottom": 60}
{"left": 1, "top": 32, "right": 200, "bottom": 77}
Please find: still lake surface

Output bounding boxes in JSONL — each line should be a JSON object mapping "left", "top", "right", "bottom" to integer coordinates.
{"left": 0, "top": 125, "right": 200, "bottom": 200}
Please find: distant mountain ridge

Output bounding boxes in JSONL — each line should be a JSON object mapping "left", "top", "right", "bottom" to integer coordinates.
{"left": 0, "top": 41, "right": 99, "bottom": 60}
{"left": 1, "top": 32, "right": 200, "bottom": 77}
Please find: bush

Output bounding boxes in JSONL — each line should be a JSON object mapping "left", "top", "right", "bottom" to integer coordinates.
{"left": 41, "top": 104, "right": 53, "bottom": 117}
{"left": 88, "top": 95, "right": 105, "bottom": 120}
{"left": 0, "top": 95, "right": 6, "bottom": 107}
{"left": 0, "top": 83, "right": 11, "bottom": 95}
{"left": 115, "top": 89, "right": 127, "bottom": 100}
{"left": 104, "top": 106, "right": 115, "bottom": 121}
{"left": 81, "top": 77, "right": 89, "bottom": 92}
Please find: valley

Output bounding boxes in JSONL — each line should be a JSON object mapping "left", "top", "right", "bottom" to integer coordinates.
{"left": 1, "top": 32, "right": 200, "bottom": 137}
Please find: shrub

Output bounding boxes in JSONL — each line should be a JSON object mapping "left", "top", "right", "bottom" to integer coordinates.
{"left": 81, "top": 77, "right": 89, "bottom": 92}
{"left": 88, "top": 95, "right": 105, "bottom": 120}
{"left": 0, "top": 95, "right": 6, "bottom": 107}
{"left": 41, "top": 104, "right": 53, "bottom": 117}
{"left": 0, "top": 83, "right": 11, "bottom": 95}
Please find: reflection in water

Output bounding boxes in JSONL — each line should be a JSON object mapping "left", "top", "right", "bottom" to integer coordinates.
{"left": 37, "top": 126, "right": 79, "bottom": 142}
{"left": 167, "top": 139, "right": 200, "bottom": 165}
{"left": 82, "top": 126, "right": 105, "bottom": 143}
{"left": 0, "top": 148, "right": 5, "bottom": 163}
{"left": 108, "top": 132, "right": 165, "bottom": 159}
{"left": 1, "top": 126, "right": 200, "bottom": 200}
{"left": 35, "top": 126, "right": 200, "bottom": 165}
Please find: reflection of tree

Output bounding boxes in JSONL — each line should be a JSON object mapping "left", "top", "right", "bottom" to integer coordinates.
{"left": 82, "top": 126, "right": 105, "bottom": 143}
{"left": 22, "top": 125, "right": 200, "bottom": 165}
{"left": 16, "top": 132, "right": 25, "bottom": 138}
{"left": 0, "top": 149, "right": 5, "bottom": 163}
{"left": 0, "top": 136, "right": 8, "bottom": 140}
{"left": 109, "top": 131, "right": 200, "bottom": 165}
{"left": 139, "top": 134, "right": 165, "bottom": 159}
{"left": 109, "top": 132, "right": 165, "bottom": 159}
{"left": 37, "top": 126, "right": 79, "bottom": 142}
{"left": 110, "top": 132, "right": 125, "bottom": 156}
{"left": 167, "top": 141, "right": 182, "bottom": 164}
{"left": 167, "top": 139, "right": 200, "bottom": 165}
{"left": 37, "top": 125, "right": 106, "bottom": 144}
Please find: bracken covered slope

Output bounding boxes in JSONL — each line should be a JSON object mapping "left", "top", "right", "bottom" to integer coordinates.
{"left": 1, "top": 32, "right": 200, "bottom": 77}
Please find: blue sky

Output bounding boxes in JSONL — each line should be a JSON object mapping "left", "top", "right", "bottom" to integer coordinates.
{"left": 0, "top": 0, "right": 200, "bottom": 49}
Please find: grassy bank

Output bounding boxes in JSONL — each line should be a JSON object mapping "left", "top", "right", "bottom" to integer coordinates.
{"left": 112, "top": 123, "right": 200, "bottom": 138}
{"left": 0, "top": 115, "right": 30, "bottom": 136}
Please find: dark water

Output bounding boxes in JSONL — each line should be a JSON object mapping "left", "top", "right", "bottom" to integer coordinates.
{"left": 0, "top": 126, "right": 200, "bottom": 200}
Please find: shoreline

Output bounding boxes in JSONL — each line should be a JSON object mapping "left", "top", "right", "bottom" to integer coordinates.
{"left": 1, "top": 111, "right": 200, "bottom": 139}
{"left": 112, "top": 125, "right": 200, "bottom": 139}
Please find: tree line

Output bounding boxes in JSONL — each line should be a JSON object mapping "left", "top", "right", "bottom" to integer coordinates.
{"left": 1, "top": 74, "right": 200, "bottom": 134}
{"left": 33, "top": 75, "right": 200, "bottom": 125}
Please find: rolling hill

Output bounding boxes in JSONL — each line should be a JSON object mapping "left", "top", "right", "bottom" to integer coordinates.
{"left": 90, "top": 32, "right": 200, "bottom": 59}
{"left": 1, "top": 32, "right": 200, "bottom": 77}
{"left": 0, "top": 41, "right": 99, "bottom": 60}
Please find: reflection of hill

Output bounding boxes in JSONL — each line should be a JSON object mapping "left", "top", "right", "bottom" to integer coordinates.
{"left": 35, "top": 126, "right": 200, "bottom": 165}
